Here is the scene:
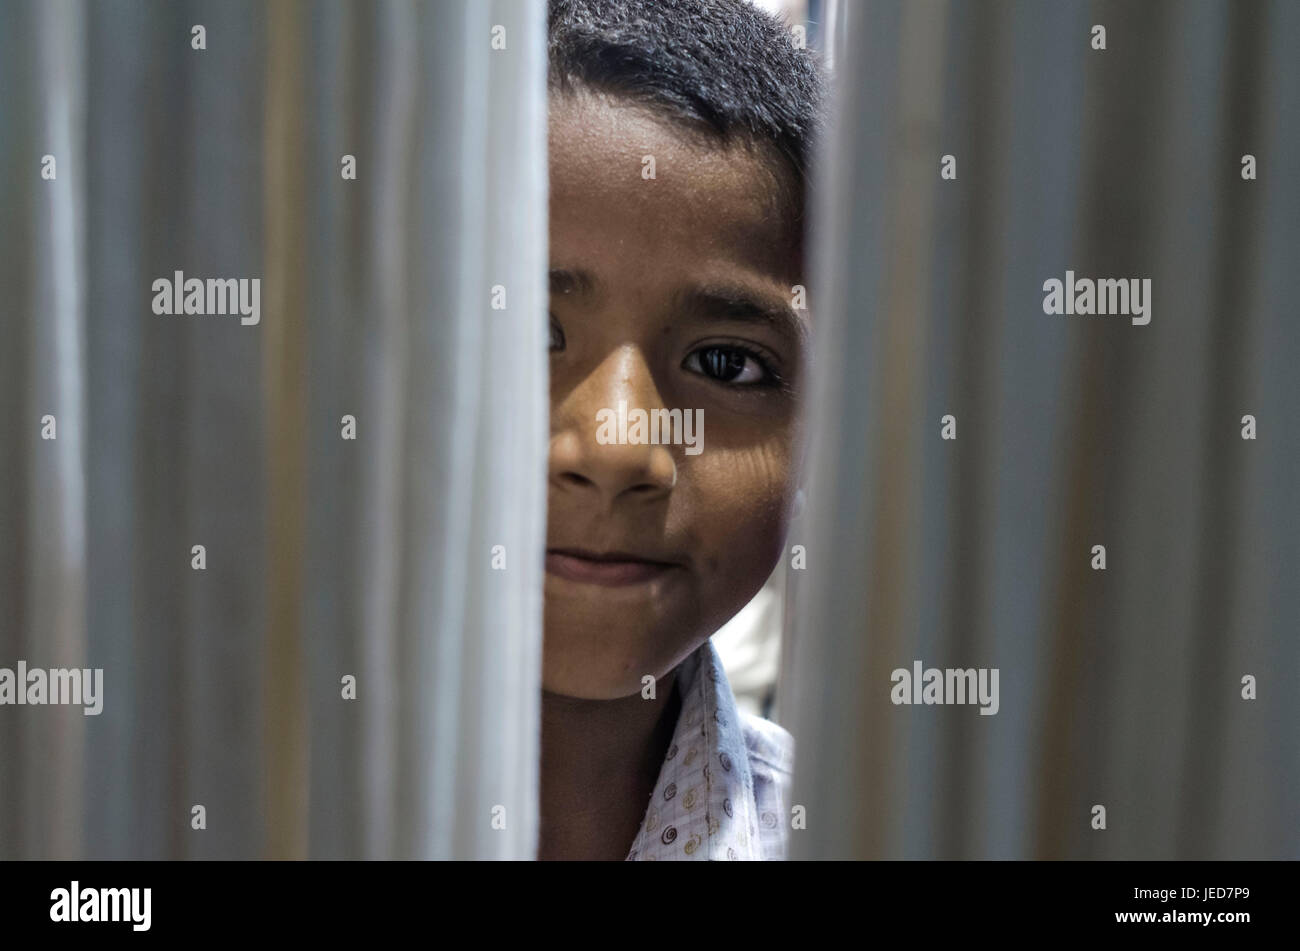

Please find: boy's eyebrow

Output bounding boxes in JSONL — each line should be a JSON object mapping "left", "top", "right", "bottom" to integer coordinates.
{"left": 549, "top": 267, "right": 595, "bottom": 296}
{"left": 675, "top": 282, "right": 810, "bottom": 348}
{"left": 548, "top": 267, "right": 809, "bottom": 347}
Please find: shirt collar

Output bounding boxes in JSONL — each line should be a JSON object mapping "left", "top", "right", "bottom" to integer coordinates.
{"left": 625, "top": 639, "right": 762, "bottom": 861}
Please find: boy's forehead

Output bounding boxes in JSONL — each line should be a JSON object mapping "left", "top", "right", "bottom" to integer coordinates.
{"left": 548, "top": 90, "right": 801, "bottom": 284}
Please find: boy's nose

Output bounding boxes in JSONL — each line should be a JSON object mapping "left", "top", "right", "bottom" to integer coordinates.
{"left": 549, "top": 347, "right": 677, "bottom": 509}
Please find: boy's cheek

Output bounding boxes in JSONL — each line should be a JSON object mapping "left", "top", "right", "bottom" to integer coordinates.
{"left": 684, "top": 442, "right": 793, "bottom": 530}
{"left": 682, "top": 459, "right": 791, "bottom": 587}
{"left": 695, "top": 505, "right": 788, "bottom": 591}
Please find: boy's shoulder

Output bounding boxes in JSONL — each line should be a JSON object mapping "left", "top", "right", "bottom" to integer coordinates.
{"left": 739, "top": 710, "right": 794, "bottom": 861}
{"left": 740, "top": 709, "right": 794, "bottom": 776}
{"left": 626, "top": 642, "right": 795, "bottom": 861}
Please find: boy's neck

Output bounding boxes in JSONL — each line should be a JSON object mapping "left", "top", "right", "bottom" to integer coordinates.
{"left": 537, "top": 669, "right": 682, "bottom": 861}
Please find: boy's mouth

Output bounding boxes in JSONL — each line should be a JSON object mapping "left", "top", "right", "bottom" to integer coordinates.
{"left": 545, "top": 547, "right": 681, "bottom": 587}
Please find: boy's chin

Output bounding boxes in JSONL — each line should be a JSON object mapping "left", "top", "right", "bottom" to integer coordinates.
{"left": 540, "top": 666, "right": 656, "bottom": 701}
{"left": 540, "top": 619, "right": 696, "bottom": 701}
{"left": 540, "top": 671, "right": 644, "bottom": 701}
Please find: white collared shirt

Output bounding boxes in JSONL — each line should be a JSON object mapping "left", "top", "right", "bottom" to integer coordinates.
{"left": 625, "top": 639, "right": 794, "bottom": 860}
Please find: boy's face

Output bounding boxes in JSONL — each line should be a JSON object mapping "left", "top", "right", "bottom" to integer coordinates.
{"left": 545, "top": 90, "right": 808, "bottom": 699}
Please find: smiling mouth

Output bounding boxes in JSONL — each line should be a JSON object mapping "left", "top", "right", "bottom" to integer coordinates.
{"left": 545, "top": 548, "right": 681, "bottom": 587}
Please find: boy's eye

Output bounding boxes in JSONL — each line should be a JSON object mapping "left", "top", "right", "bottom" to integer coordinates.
{"left": 549, "top": 314, "right": 565, "bottom": 352}
{"left": 684, "top": 345, "right": 771, "bottom": 386}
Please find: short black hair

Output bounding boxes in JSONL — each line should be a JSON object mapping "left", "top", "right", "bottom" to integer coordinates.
{"left": 548, "top": 0, "right": 826, "bottom": 203}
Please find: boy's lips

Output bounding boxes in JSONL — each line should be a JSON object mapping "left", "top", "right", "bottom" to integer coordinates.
{"left": 545, "top": 547, "right": 682, "bottom": 587}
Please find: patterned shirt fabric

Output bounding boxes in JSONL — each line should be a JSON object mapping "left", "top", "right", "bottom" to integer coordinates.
{"left": 625, "top": 638, "right": 794, "bottom": 861}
